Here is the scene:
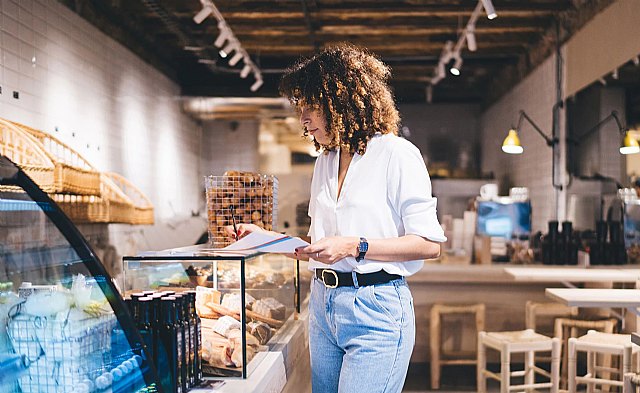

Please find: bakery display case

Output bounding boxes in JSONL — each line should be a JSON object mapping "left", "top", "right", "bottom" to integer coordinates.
{"left": 0, "top": 156, "right": 159, "bottom": 393}
{"left": 122, "top": 248, "right": 304, "bottom": 380}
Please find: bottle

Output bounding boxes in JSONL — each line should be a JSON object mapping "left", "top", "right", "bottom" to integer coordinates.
{"left": 562, "top": 221, "right": 576, "bottom": 265}
{"left": 158, "top": 297, "right": 182, "bottom": 393}
{"left": 174, "top": 294, "right": 189, "bottom": 392}
{"left": 591, "top": 221, "right": 608, "bottom": 265}
{"left": 609, "top": 221, "right": 627, "bottom": 265}
{"left": 149, "top": 293, "right": 164, "bottom": 369}
{"left": 187, "top": 291, "right": 202, "bottom": 385}
{"left": 543, "top": 221, "right": 559, "bottom": 265}
{"left": 137, "top": 297, "right": 155, "bottom": 361}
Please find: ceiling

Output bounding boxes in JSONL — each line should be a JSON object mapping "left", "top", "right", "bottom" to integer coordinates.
{"left": 60, "top": 0, "right": 612, "bottom": 105}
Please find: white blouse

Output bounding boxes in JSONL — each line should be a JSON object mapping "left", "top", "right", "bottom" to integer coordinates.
{"left": 308, "top": 133, "right": 447, "bottom": 276}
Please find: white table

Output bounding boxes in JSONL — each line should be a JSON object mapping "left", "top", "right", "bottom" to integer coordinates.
{"left": 505, "top": 267, "right": 639, "bottom": 288}
{"left": 545, "top": 288, "right": 640, "bottom": 317}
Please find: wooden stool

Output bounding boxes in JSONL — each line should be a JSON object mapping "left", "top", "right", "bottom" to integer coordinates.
{"left": 430, "top": 303, "right": 485, "bottom": 389}
{"left": 477, "top": 329, "right": 560, "bottom": 393}
{"left": 568, "top": 330, "right": 639, "bottom": 393}
{"left": 525, "top": 301, "right": 578, "bottom": 334}
{"left": 554, "top": 317, "right": 618, "bottom": 389}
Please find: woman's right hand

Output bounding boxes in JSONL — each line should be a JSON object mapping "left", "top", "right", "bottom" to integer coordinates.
{"left": 223, "top": 223, "right": 266, "bottom": 241}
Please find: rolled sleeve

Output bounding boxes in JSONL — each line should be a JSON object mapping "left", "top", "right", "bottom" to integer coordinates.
{"left": 387, "top": 140, "right": 447, "bottom": 243}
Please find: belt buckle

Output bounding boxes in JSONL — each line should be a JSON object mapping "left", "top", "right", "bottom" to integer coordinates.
{"left": 321, "top": 269, "right": 339, "bottom": 288}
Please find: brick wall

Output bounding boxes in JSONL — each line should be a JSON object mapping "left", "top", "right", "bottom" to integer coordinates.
{"left": 480, "top": 56, "right": 558, "bottom": 233}
{"left": 0, "top": 0, "right": 203, "bottom": 253}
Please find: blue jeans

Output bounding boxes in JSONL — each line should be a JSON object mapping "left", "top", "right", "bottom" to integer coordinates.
{"left": 309, "top": 275, "right": 415, "bottom": 393}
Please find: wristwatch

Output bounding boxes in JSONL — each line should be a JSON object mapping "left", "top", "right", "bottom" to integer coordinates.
{"left": 355, "top": 237, "right": 368, "bottom": 262}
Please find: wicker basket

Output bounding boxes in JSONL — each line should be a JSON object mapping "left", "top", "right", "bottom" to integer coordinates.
{"left": 105, "top": 172, "right": 154, "bottom": 225}
{"left": 53, "top": 174, "right": 134, "bottom": 224}
{"left": 7, "top": 119, "right": 101, "bottom": 196}
{"left": 0, "top": 118, "right": 57, "bottom": 192}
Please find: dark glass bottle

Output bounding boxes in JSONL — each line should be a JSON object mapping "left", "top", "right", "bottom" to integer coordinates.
{"left": 562, "top": 221, "right": 577, "bottom": 265}
{"left": 174, "top": 294, "right": 189, "bottom": 392}
{"left": 137, "top": 297, "right": 155, "bottom": 361}
{"left": 158, "top": 297, "right": 182, "bottom": 393}
{"left": 186, "top": 291, "right": 202, "bottom": 385}
{"left": 590, "top": 221, "right": 608, "bottom": 265}
{"left": 542, "top": 221, "right": 559, "bottom": 265}
{"left": 609, "top": 221, "right": 627, "bottom": 265}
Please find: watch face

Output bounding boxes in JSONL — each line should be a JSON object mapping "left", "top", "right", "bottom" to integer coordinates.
{"left": 358, "top": 239, "right": 368, "bottom": 252}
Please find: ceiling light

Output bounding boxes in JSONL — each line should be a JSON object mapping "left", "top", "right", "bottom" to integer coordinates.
{"left": 612, "top": 68, "right": 619, "bottom": 80}
{"left": 502, "top": 130, "right": 523, "bottom": 154}
{"left": 480, "top": 0, "right": 497, "bottom": 19}
{"left": 450, "top": 55, "right": 463, "bottom": 76}
{"left": 240, "top": 64, "right": 251, "bottom": 78}
{"left": 466, "top": 28, "right": 477, "bottom": 52}
{"left": 193, "top": 6, "right": 212, "bottom": 24}
{"left": 229, "top": 52, "right": 244, "bottom": 66}
{"left": 214, "top": 26, "right": 230, "bottom": 48}
{"left": 599, "top": 78, "right": 607, "bottom": 86}
{"left": 634, "top": 56, "right": 640, "bottom": 66}
{"left": 250, "top": 77, "right": 264, "bottom": 92}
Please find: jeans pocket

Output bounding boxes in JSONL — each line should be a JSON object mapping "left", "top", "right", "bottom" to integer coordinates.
{"left": 369, "top": 283, "right": 403, "bottom": 328}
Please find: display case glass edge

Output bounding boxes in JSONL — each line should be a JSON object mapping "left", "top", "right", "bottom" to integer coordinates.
{"left": 0, "top": 155, "right": 160, "bottom": 392}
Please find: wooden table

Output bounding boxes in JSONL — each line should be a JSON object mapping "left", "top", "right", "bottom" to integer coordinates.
{"left": 545, "top": 288, "right": 640, "bottom": 316}
{"left": 505, "top": 267, "right": 639, "bottom": 288}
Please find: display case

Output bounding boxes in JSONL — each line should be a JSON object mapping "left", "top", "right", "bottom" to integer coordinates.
{"left": 0, "top": 156, "right": 159, "bottom": 393}
{"left": 122, "top": 247, "right": 306, "bottom": 380}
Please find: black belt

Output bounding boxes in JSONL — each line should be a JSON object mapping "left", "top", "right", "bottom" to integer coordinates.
{"left": 314, "top": 269, "right": 402, "bottom": 288}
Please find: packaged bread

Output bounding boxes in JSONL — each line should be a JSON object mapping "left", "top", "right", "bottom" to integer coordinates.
{"left": 212, "top": 315, "right": 242, "bottom": 337}
{"left": 247, "top": 321, "right": 272, "bottom": 345}
{"left": 220, "top": 292, "right": 255, "bottom": 312}
{"left": 252, "top": 297, "right": 286, "bottom": 320}
{"left": 196, "top": 286, "right": 221, "bottom": 307}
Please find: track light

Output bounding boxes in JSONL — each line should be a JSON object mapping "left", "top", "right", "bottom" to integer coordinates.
{"left": 214, "top": 28, "right": 230, "bottom": 48}
{"left": 220, "top": 42, "right": 236, "bottom": 58}
{"left": 612, "top": 68, "right": 619, "bottom": 80}
{"left": 229, "top": 52, "right": 243, "bottom": 66}
{"left": 240, "top": 64, "right": 251, "bottom": 78}
{"left": 634, "top": 56, "right": 640, "bottom": 66}
{"left": 193, "top": 6, "right": 212, "bottom": 24}
{"left": 450, "top": 55, "right": 463, "bottom": 76}
{"left": 465, "top": 28, "right": 477, "bottom": 52}
{"left": 250, "top": 77, "right": 264, "bottom": 92}
{"left": 480, "top": 0, "right": 497, "bottom": 19}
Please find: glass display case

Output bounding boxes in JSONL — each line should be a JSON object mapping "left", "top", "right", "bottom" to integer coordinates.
{"left": 122, "top": 248, "right": 304, "bottom": 380}
{"left": 0, "top": 156, "right": 159, "bottom": 393}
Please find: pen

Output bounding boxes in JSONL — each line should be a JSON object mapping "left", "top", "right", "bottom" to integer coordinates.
{"left": 230, "top": 205, "right": 239, "bottom": 239}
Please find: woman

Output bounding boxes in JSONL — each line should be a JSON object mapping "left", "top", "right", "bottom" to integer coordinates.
{"left": 230, "top": 44, "right": 446, "bottom": 393}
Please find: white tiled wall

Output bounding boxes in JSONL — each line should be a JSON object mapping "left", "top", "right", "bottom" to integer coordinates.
{"left": 480, "top": 56, "right": 558, "bottom": 233}
{"left": 0, "top": 0, "right": 203, "bottom": 252}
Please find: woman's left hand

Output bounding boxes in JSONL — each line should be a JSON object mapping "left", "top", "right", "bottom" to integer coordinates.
{"left": 295, "top": 236, "right": 359, "bottom": 264}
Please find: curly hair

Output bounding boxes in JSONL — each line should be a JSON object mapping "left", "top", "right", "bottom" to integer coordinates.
{"left": 279, "top": 44, "right": 400, "bottom": 155}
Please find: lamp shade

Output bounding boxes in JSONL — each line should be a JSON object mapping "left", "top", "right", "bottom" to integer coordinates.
{"left": 502, "top": 129, "right": 524, "bottom": 154}
{"left": 620, "top": 132, "right": 640, "bottom": 155}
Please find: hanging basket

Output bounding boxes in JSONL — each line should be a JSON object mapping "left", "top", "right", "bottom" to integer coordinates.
{"left": 7, "top": 119, "right": 101, "bottom": 196}
{"left": 105, "top": 172, "right": 154, "bottom": 225}
{"left": 0, "top": 118, "right": 57, "bottom": 192}
{"left": 53, "top": 174, "right": 134, "bottom": 224}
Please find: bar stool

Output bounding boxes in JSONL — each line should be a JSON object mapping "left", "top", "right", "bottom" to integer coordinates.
{"left": 430, "top": 303, "right": 485, "bottom": 389}
{"left": 477, "top": 329, "right": 560, "bottom": 393}
{"left": 568, "top": 330, "right": 639, "bottom": 393}
{"left": 554, "top": 317, "right": 618, "bottom": 389}
{"left": 525, "top": 301, "right": 578, "bottom": 335}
